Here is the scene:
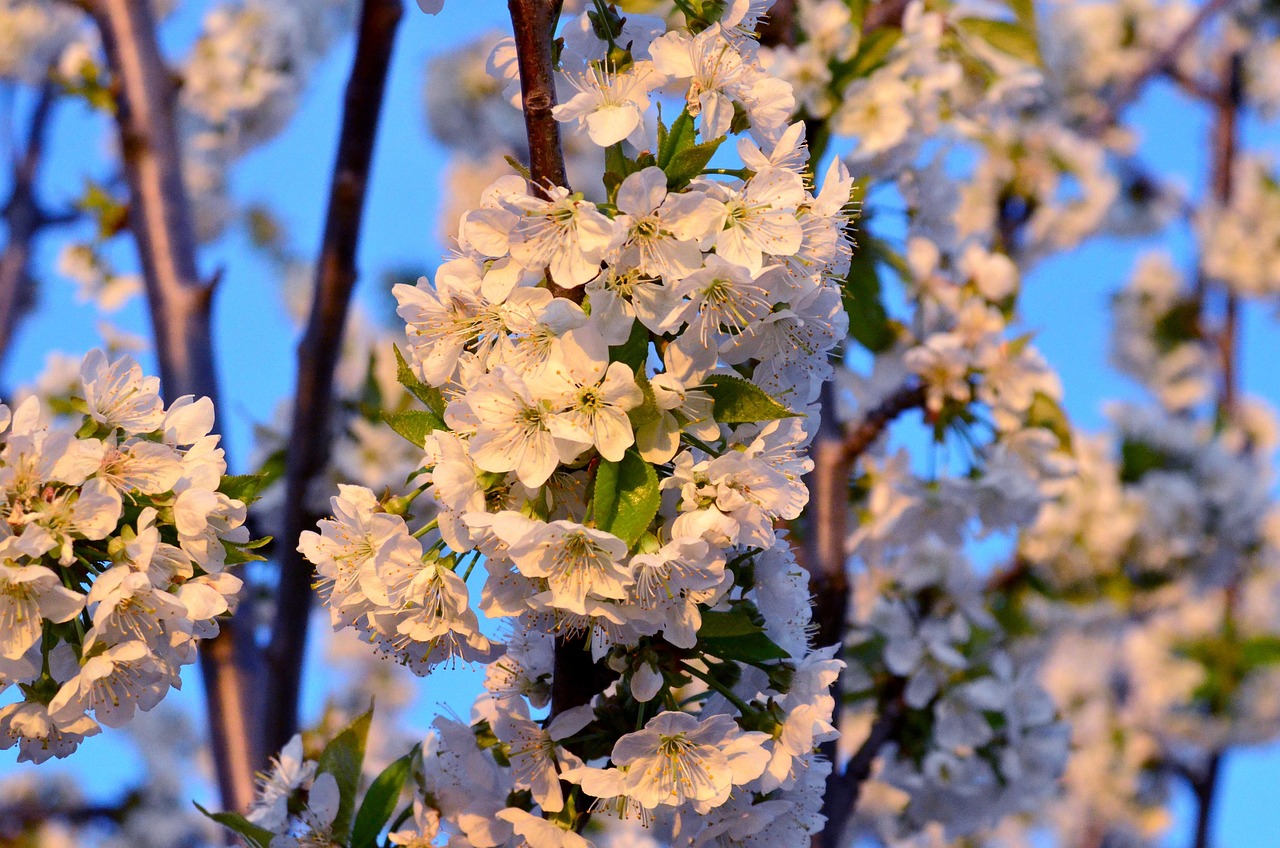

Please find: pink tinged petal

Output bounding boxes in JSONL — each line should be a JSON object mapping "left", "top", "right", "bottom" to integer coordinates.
{"left": 585, "top": 105, "right": 640, "bottom": 147}
{"left": 174, "top": 488, "right": 219, "bottom": 537}
{"left": 700, "top": 91, "right": 734, "bottom": 139}
{"left": 630, "top": 663, "right": 663, "bottom": 702}
{"left": 616, "top": 167, "right": 668, "bottom": 217}
{"left": 163, "top": 396, "right": 215, "bottom": 445}
{"left": 308, "top": 772, "right": 341, "bottom": 827}
{"left": 72, "top": 478, "right": 122, "bottom": 541}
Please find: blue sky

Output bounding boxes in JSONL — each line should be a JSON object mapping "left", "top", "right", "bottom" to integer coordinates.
{"left": 1, "top": 1, "right": 1278, "bottom": 843}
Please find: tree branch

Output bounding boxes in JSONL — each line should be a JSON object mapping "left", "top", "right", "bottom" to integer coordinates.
{"left": 508, "top": 0, "right": 567, "bottom": 194}
{"left": 506, "top": 0, "right": 610, "bottom": 718}
{"left": 806, "top": 378, "right": 855, "bottom": 848}
{"left": 1190, "top": 752, "right": 1223, "bottom": 848}
{"left": 1085, "top": 0, "right": 1234, "bottom": 135}
{"left": 803, "top": 380, "right": 921, "bottom": 848}
{"left": 262, "top": 0, "right": 404, "bottom": 758}
{"left": 862, "top": 0, "right": 911, "bottom": 32}
{"left": 1210, "top": 52, "right": 1242, "bottom": 421}
{"left": 816, "top": 675, "right": 908, "bottom": 848}
{"left": 0, "top": 77, "right": 59, "bottom": 370}
{"left": 80, "top": 0, "right": 263, "bottom": 813}
{"left": 840, "top": 383, "right": 925, "bottom": 465}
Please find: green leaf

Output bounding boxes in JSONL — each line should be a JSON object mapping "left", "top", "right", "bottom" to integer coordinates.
{"left": 697, "top": 608, "right": 765, "bottom": 639}
{"left": 218, "top": 464, "right": 283, "bottom": 505}
{"left": 841, "top": 240, "right": 896, "bottom": 353}
{"left": 382, "top": 409, "right": 446, "bottom": 448}
{"left": 604, "top": 143, "right": 644, "bottom": 201}
{"left": 608, "top": 320, "right": 651, "bottom": 373}
{"left": 1007, "top": 0, "right": 1036, "bottom": 30}
{"left": 1119, "top": 439, "right": 1181, "bottom": 484}
{"left": 665, "top": 136, "right": 725, "bottom": 189}
{"left": 222, "top": 536, "right": 273, "bottom": 565}
{"left": 700, "top": 630, "right": 790, "bottom": 663}
{"left": 504, "top": 154, "right": 532, "bottom": 181}
{"left": 1241, "top": 636, "right": 1280, "bottom": 669}
{"left": 1152, "top": 299, "right": 1202, "bottom": 352}
{"left": 350, "top": 750, "right": 416, "bottom": 848}
{"left": 317, "top": 708, "right": 374, "bottom": 841}
{"left": 701, "top": 375, "right": 797, "bottom": 424}
{"left": 592, "top": 449, "right": 660, "bottom": 549}
{"left": 657, "top": 108, "right": 696, "bottom": 169}
{"left": 194, "top": 804, "right": 274, "bottom": 848}
{"left": 628, "top": 372, "right": 663, "bottom": 430}
{"left": 393, "top": 344, "right": 446, "bottom": 416}
{"left": 956, "top": 18, "right": 1041, "bottom": 66}
{"left": 1025, "top": 392, "right": 1072, "bottom": 452}
{"left": 834, "top": 27, "right": 902, "bottom": 83}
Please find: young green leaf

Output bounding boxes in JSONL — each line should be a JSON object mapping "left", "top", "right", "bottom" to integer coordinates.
{"left": 608, "top": 320, "right": 651, "bottom": 372}
{"left": 701, "top": 375, "right": 798, "bottom": 424}
{"left": 834, "top": 27, "right": 902, "bottom": 84}
{"left": 628, "top": 372, "right": 663, "bottom": 430}
{"left": 218, "top": 472, "right": 277, "bottom": 505}
{"left": 841, "top": 240, "right": 896, "bottom": 354}
{"left": 697, "top": 608, "right": 766, "bottom": 638}
{"left": 317, "top": 708, "right": 374, "bottom": 840}
{"left": 657, "top": 108, "right": 697, "bottom": 169}
{"left": 350, "top": 750, "right": 417, "bottom": 848}
{"left": 592, "top": 449, "right": 660, "bottom": 549}
{"left": 697, "top": 609, "right": 791, "bottom": 663}
{"left": 956, "top": 18, "right": 1042, "bottom": 67}
{"left": 194, "top": 804, "right": 274, "bottom": 848}
{"left": 382, "top": 409, "right": 446, "bottom": 449}
{"left": 1025, "top": 392, "right": 1072, "bottom": 452}
{"left": 221, "top": 536, "right": 273, "bottom": 565}
{"left": 665, "top": 136, "right": 725, "bottom": 189}
{"left": 393, "top": 344, "right": 446, "bottom": 416}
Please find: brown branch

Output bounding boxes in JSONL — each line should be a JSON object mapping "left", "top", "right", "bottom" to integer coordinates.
{"left": 1085, "top": 0, "right": 1234, "bottom": 135}
{"left": 1210, "top": 53, "right": 1242, "bottom": 421}
{"left": 508, "top": 0, "right": 567, "bottom": 194}
{"left": 840, "top": 383, "right": 925, "bottom": 465}
{"left": 0, "top": 799, "right": 128, "bottom": 835}
{"left": 506, "top": 0, "right": 609, "bottom": 718}
{"left": 862, "top": 0, "right": 911, "bottom": 32}
{"left": 1190, "top": 752, "right": 1223, "bottom": 848}
{"left": 816, "top": 676, "right": 908, "bottom": 848}
{"left": 806, "top": 378, "right": 855, "bottom": 848}
{"left": 80, "top": 0, "right": 263, "bottom": 813}
{"left": 262, "top": 0, "right": 404, "bottom": 758}
{"left": 805, "top": 380, "right": 921, "bottom": 848}
{"left": 0, "top": 77, "right": 59, "bottom": 369}
{"left": 508, "top": 0, "right": 581, "bottom": 311}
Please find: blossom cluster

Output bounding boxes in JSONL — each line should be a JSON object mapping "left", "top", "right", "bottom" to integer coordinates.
{"left": 290, "top": 3, "right": 857, "bottom": 844}
{"left": 0, "top": 350, "right": 256, "bottom": 763}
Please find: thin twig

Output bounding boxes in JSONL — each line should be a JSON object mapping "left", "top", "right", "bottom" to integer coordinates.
{"left": 1210, "top": 53, "right": 1242, "bottom": 421}
{"left": 508, "top": 0, "right": 568, "bottom": 194}
{"left": 261, "top": 0, "right": 404, "bottom": 760}
{"left": 79, "top": 0, "right": 263, "bottom": 812}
